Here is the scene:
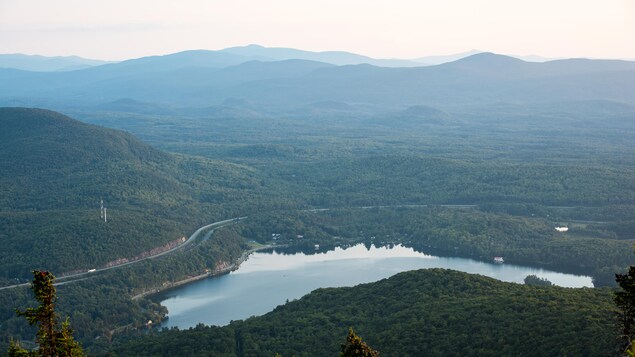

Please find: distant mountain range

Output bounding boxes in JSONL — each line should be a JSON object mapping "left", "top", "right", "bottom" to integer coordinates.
{"left": 0, "top": 45, "right": 425, "bottom": 72}
{"left": 1, "top": 49, "right": 634, "bottom": 111}
{"left": 0, "top": 54, "right": 112, "bottom": 72}
{"left": 0, "top": 45, "right": 580, "bottom": 73}
{"left": 220, "top": 44, "right": 424, "bottom": 67}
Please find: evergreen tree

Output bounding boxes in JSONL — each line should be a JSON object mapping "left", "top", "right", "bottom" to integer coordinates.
{"left": 8, "top": 270, "right": 83, "bottom": 357}
{"left": 7, "top": 340, "right": 31, "bottom": 357}
{"left": 615, "top": 266, "right": 635, "bottom": 355}
{"left": 340, "top": 328, "right": 379, "bottom": 357}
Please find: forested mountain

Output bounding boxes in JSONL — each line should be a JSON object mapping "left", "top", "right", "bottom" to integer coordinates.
{"left": 1, "top": 52, "right": 634, "bottom": 109}
{"left": 111, "top": 269, "right": 617, "bottom": 356}
{"left": 0, "top": 108, "right": 266, "bottom": 282}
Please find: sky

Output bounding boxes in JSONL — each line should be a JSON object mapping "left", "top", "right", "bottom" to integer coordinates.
{"left": 0, "top": 0, "right": 633, "bottom": 61}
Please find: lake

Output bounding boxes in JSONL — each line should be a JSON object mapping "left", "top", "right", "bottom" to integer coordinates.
{"left": 158, "top": 244, "right": 593, "bottom": 329}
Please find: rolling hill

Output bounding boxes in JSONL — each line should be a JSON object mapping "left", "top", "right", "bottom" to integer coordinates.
{"left": 0, "top": 108, "right": 265, "bottom": 283}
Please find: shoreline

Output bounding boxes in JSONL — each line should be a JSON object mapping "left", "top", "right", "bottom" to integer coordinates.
{"left": 131, "top": 244, "right": 281, "bottom": 301}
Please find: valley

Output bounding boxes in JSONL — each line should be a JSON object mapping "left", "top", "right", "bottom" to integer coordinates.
{"left": 0, "top": 49, "right": 634, "bottom": 355}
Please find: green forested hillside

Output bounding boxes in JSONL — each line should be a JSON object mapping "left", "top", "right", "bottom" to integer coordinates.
{"left": 270, "top": 156, "right": 635, "bottom": 207}
{"left": 0, "top": 108, "right": 267, "bottom": 282}
{"left": 237, "top": 208, "right": 635, "bottom": 285}
{"left": 111, "top": 269, "right": 617, "bottom": 356}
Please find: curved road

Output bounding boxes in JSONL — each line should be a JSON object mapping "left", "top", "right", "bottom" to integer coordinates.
{"left": 0, "top": 216, "right": 247, "bottom": 291}
{"left": 0, "top": 203, "right": 477, "bottom": 291}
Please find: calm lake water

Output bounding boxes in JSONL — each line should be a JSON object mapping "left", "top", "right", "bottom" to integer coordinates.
{"left": 158, "top": 244, "right": 592, "bottom": 329}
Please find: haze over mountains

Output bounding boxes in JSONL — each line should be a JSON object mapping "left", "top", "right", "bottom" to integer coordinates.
{"left": 0, "top": 45, "right": 583, "bottom": 73}
{"left": 0, "top": 54, "right": 112, "bottom": 72}
{"left": 1, "top": 46, "right": 634, "bottom": 114}
{"left": 220, "top": 44, "right": 424, "bottom": 67}
{"left": 0, "top": 45, "right": 465, "bottom": 71}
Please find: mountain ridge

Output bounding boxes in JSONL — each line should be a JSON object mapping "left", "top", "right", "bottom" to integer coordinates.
{"left": 0, "top": 107, "right": 168, "bottom": 161}
{"left": 6, "top": 45, "right": 628, "bottom": 73}
{"left": 1, "top": 51, "right": 634, "bottom": 109}
{"left": 0, "top": 53, "right": 112, "bottom": 72}
{"left": 220, "top": 43, "right": 424, "bottom": 67}
{"left": 0, "top": 107, "right": 262, "bottom": 280}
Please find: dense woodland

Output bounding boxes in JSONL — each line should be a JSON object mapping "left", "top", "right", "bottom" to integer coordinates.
{"left": 0, "top": 108, "right": 276, "bottom": 283}
{"left": 1, "top": 51, "right": 634, "bottom": 354}
{"left": 237, "top": 208, "right": 635, "bottom": 286}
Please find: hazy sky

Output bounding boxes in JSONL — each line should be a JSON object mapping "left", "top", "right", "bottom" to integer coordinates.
{"left": 1, "top": 0, "right": 633, "bottom": 61}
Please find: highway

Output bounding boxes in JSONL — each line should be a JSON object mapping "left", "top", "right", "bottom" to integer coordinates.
{"left": 0, "top": 216, "right": 247, "bottom": 291}
{"left": 0, "top": 204, "right": 476, "bottom": 291}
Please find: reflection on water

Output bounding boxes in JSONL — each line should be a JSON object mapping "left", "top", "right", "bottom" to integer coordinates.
{"left": 234, "top": 244, "right": 433, "bottom": 274}
{"left": 159, "top": 244, "right": 592, "bottom": 329}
